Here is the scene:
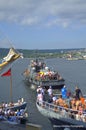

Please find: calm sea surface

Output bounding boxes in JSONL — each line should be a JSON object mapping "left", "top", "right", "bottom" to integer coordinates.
{"left": 0, "top": 58, "right": 86, "bottom": 130}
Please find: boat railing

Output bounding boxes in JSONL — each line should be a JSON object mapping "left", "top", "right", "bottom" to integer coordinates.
{"left": 37, "top": 100, "right": 86, "bottom": 122}
{"left": 35, "top": 75, "right": 64, "bottom": 82}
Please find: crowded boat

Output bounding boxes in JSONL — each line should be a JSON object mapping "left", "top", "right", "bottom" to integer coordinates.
{"left": 23, "top": 58, "right": 65, "bottom": 89}
{"left": 0, "top": 98, "right": 28, "bottom": 124}
{"left": 36, "top": 85, "right": 86, "bottom": 128}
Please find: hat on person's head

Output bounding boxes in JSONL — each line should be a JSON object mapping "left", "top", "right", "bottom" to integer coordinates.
{"left": 75, "top": 86, "right": 78, "bottom": 89}
{"left": 49, "top": 86, "right": 52, "bottom": 89}
{"left": 63, "top": 85, "right": 66, "bottom": 88}
{"left": 38, "top": 86, "right": 40, "bottom": 88}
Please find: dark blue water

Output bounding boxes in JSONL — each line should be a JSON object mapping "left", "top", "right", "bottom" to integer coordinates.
{"left": 0, "top": 58, "right": 86, "bottom": 130}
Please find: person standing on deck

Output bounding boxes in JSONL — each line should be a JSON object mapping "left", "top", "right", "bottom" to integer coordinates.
{"left": 61, "top": 85, "right": 67, "bottom": 99}
{"left": 37, "top": 90, "right": 43, "bottom": 105}
{"left": 47, "top": 86, "right": 53, "bottom": 96}
{"left": 75, "top": 86, "right": 83, "bottom": 100}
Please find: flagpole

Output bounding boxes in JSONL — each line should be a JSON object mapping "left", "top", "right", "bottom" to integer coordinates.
{"left": 10, "top": 71, "right": 13, "bottom": 101}
{"left": 1, "top": 68, "right": 13, "bottom": 101}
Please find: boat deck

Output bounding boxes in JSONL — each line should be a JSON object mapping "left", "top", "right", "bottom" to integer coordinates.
{"left": 36, "top": 98, "right": 86, "bottom": 128}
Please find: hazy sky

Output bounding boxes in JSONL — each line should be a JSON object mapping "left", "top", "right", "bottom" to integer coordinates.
{"left": 0, "top": 0, "right": 86, "bottom": 49}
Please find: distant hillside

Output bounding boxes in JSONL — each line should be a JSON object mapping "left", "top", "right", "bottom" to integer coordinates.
{"left": 0, "top": 48, "right": 85, "bottom": 59}
{"left": 15, "top": 48, "right": 86, "bottom": 58}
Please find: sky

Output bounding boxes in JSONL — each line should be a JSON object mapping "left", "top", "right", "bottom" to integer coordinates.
{"left": 0, "top": 0, "right": 86, "bottom": 49}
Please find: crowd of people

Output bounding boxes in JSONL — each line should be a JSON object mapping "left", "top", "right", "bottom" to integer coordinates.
{"left": 0, "top": 98, "right": 28, "bottom": 123}
{"left": 30, "top": 59, "right": 63, "bottom": 81}
{"left": 37, "top": 85, "right": 54, "bottom": 104}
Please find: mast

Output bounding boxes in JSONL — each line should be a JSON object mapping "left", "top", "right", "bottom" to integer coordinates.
{"left": 10, "top": 71, "right": 13, "bottom": 101}
{"left": 1, "top": 68, "right": 13, "bottom": 101}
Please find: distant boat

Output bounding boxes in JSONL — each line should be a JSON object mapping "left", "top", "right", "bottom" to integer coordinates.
{"left": 66, "top": 57, "right": 79, "bottom": 61}
{"left": 23, "top": 58, "right": 65, "bottom": 89}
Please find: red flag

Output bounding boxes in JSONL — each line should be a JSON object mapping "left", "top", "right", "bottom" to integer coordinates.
{"left": 1, "top": 68, "right": 11, "bottom": 77}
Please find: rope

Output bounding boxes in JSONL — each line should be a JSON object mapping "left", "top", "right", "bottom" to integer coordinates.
{"left": 0, "top": 28, "right": 21, "bottom": 55}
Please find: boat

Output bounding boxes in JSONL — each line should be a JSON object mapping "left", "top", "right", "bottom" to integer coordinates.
{"left": 36, "top": 94, "right": 86, "bottom": 129}
{"left": 0, "top": 99, "right": 28, "bottom": 124}
{"left": 23, "top": 58, "right": 65, "bottom": 89}
{"left": 4, "top": 100, "right": 27, "bottom": 111}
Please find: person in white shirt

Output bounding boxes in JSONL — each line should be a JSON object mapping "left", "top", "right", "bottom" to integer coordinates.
{"left": 37, "top": 90, "right": 43, "bottom": 105}
{"left": 47, "top": 86, "right": 53, "bottom": 96}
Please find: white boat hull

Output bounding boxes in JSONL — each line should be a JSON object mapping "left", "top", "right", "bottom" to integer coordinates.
{"left": 36, "top": 101, "right": 86, "bottom": 129}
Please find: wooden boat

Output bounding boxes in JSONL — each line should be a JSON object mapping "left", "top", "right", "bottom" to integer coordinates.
{"left": 5, "top": 101, "right": 27, "bottom": 111}
{"left": 0, "top": 100, "right": 28, "bottom": 124}
{"left": 36, "top": 96, "right": 86, "bottom": 129}
{"left": 23, "top": 58, "right": 65, "bottom": 89}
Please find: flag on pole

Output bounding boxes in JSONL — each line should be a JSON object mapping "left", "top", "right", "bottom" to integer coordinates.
{"left": 1, "top": 68, "right": 11, "bottom": 77}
